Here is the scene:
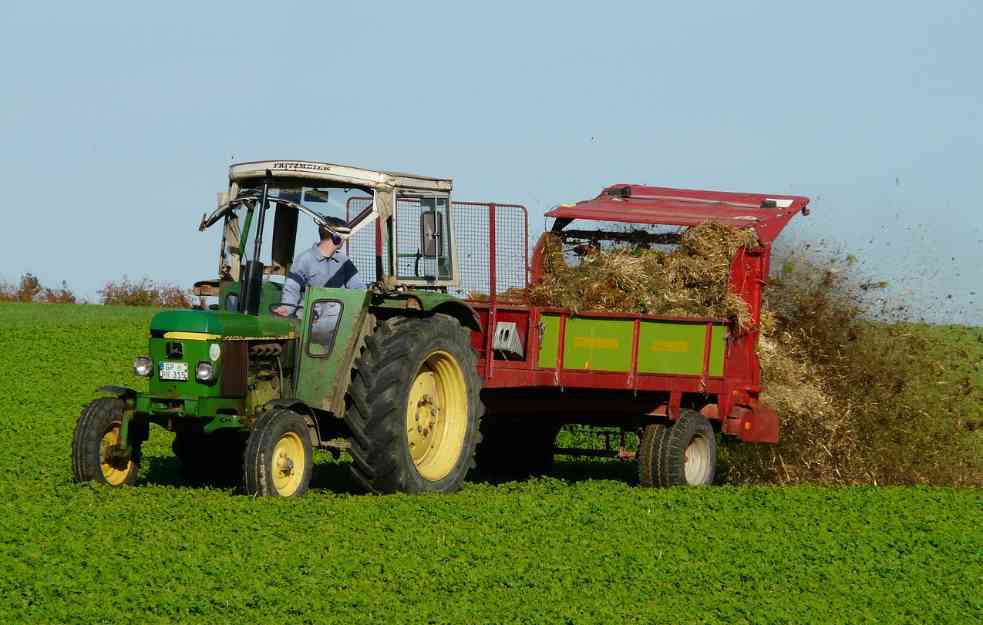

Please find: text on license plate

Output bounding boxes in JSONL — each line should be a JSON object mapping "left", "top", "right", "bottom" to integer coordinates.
{"left": 159, "top": 361, "right": 189, "bottom": 381}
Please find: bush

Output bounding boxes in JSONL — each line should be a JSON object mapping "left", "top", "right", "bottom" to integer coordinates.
{"left": 0, "top": 273, "right": 77, "bottom": 304}
{"left": 98, "top": 277, "right": 192, "bottom": 308}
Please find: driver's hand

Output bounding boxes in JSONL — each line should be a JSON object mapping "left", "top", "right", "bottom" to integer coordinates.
{"left": 272, "top": 305, "right": 292, "bottom": 317}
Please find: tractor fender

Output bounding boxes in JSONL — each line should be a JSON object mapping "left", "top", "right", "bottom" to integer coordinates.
{"left": 431, "top": 301, "right": 481, "bottom": 332}
{"left": 97, "top": 385, "right": 137, "bottom": 400}
{"left": 265, "top": 399, "right": 322, "bottom": 446}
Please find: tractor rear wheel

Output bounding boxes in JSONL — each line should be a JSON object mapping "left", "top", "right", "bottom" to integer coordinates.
{"left": 72, "top": 398, "right": 141, "bottom": 486}
{"left": 345, "top": 314, "right": 483, "bottom": 494}
{"left": 663, "top": 410, "right": 717, "bottom": 486}
{"left": 242, "top": 409, "right": 313, "bottom": 497}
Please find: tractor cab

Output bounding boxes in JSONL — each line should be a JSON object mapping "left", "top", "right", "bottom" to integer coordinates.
{"left": 195, "top": 160, "right": 459, "bottom": 316}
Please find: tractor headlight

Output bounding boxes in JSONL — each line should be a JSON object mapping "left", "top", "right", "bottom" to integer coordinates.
{"left": 196, "top": 361, "right": 216, "bottom": 383}
{"left": 133, "top": 356, "right": 153, "bottom": 377}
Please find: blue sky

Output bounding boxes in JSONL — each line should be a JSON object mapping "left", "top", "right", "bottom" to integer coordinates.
{"left": 2, "top": 1, "right": 980, "bottom": 323}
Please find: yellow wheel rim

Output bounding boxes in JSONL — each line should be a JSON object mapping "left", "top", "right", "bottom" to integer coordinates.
{"left": 99, "top": 423, "right": 134, "bottom": 486}
{"left": 271, "top": 432, "right": 306, "bottom": 496}
{"left": 405, "top": 350, "right": 469, "bottom": 482}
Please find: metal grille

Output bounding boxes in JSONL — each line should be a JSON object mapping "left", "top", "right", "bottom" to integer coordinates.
{"left": 451, "top": 202, "right": 528, "bottom": 301}
{"left": 346, "top": 199, "right": 528, "bottom": 299}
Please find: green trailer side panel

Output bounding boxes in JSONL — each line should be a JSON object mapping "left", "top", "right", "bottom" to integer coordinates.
{"left": 709, "top": 325, "right": 726, "bottom": 377}
{"left": 637, "top": 322, "right": 726, "bottom": 376}
{"left": 562, "top": 318, "right": 634, "bottom": 372}
{"left": 537, "top": 314, "right": 561, "bottom": 368}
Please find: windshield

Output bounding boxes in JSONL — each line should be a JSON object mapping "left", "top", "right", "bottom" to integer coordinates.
{"left": 233, "top": 181, "right": 374, "bottom": 265}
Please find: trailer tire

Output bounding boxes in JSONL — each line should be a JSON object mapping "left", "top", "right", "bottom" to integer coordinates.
{"left": 637, "top": 423, "right": 671, "bottom": 487}
{"left": 664, "top": 410, "right": 717, "bottom": 486}
{"left": 345, "top": 314, "right": 483, "bottom": 494}
{"left": 242, "top": 408, "right": 313, "bottom": 497}
{"left": 72, "top": 398, "right": 141, "bottom": 486}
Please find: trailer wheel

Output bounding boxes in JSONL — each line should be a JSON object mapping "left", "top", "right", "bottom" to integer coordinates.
{"left": 72, "top": 398, "right": 141, "bottom": 486}
{"left": 242, "top": 409, "right": 313, "bottom": 497}
{"left": 636, "top": 423, "right": 671, "bottom": 487}
{"left": 345, "top": 314, "right": 483, "bottom": 494}
{"left": 664, "top": 410, "right": 717, "bottom": 486}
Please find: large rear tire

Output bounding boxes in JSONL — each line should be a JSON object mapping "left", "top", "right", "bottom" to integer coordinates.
{"left": 345, "top": 314, "right": 483, "bottom": 494}
{"left": 72, "top": 398, "right": 141, "bottom": 486}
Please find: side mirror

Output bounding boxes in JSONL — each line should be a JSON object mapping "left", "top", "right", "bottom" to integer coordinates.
{"left": 420, "top": 211, "right": 443, "bottom": 257}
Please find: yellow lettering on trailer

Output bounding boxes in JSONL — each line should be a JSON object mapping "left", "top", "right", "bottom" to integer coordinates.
{"left": 573, "top": 336, "right": 619, "bottom": 350}
{"left": 650, "top": 340, "right": 690, "bottom": 353}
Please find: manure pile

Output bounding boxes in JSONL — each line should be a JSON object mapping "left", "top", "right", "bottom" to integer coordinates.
{"left": 527, "top": 223, "right": 757, "bottom": 328}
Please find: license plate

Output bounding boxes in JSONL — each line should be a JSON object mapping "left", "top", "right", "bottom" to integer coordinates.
{"left": 159, "top": 361, "right": 188, "bottom": 381}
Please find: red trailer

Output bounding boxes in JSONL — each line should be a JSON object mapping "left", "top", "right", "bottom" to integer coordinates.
{"left": 349, "top": 183, "right": 810, "bottom": 486}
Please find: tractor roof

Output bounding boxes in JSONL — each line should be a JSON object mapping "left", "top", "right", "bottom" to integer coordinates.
{"left": 229, "top": 159, "right": 452, "bottom": 193}
{"left": 546, "top": 184, "right": 810, "bottom": 244}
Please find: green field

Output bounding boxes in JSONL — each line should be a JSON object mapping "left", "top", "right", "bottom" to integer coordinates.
{"left": 0, "top": 304, "right": 980, "bottom": 624}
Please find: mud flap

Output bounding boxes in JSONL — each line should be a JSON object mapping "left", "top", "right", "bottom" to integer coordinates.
{"left": 737, "top": 404, "right": 780, "bottom": 444}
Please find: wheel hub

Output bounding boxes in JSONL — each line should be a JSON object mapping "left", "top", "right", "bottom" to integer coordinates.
{"left": 270, "top": 432, "right": 305, "bottom": 495}
{"left": 99, "top": 423, "right": 134, "bottom": 486}
{"left": 404, "top": 351, "right": 469, "bottom": 481}
{"left": 276, "top": 452, "right": 295, "bottom": 476}
{"left": 413, "top": 394, "right": 439, "bottom": 437}
{"left": 683, "top": 434, "right": 712, "bottom": 485}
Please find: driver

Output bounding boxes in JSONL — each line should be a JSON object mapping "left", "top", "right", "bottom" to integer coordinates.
{"left": 273, "top": 217, "right": 365, "bottom": 317}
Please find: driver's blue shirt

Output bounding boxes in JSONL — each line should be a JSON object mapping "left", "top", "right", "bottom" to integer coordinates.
{"left": 281, "top": 243, "right": 365, "bottom": 307}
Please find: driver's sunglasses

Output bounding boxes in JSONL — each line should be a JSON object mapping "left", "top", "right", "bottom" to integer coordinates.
{"left": 330, "top": 233, "right": 342, "bottom": 245}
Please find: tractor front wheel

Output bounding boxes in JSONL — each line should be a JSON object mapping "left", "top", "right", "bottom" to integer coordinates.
{"left": 72, "top": 398, "right": 141, "bottom": 486}
{"left": 346, "top": 314, "right": 483, "bottom": 494}
{"left": 242, "top": 409, "right": 313, "bottom": 497}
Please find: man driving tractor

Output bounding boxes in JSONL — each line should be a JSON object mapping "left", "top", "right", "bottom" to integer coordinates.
{"left": 273, "top": 217, "right": 365, "bottom": 318}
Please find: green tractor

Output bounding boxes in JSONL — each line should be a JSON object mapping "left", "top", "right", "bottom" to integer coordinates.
{"left": 72, "top": 160, "right": 483, "bottom": 496}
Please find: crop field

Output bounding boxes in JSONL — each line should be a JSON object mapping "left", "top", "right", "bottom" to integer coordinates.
{"left": 0, "top": 303, "right": 980, "bottom": 624}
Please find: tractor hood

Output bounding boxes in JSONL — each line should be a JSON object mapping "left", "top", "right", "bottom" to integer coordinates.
{"left": 150, "top": 309, "right": 296, "bottom": 340}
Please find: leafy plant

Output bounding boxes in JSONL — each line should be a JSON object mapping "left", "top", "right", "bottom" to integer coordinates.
{"left": 0, "top": 303, "right": 978, "bottom": 624}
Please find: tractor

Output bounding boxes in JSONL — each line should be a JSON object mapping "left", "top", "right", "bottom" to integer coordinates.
{"left": 72, "top": 160, "right": 484, "bottom": 496}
